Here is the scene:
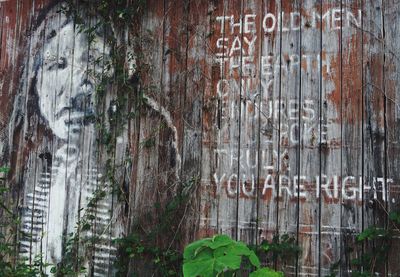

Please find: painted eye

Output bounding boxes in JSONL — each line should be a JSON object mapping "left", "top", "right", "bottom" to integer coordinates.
{"left": 57, "top": 57, "right": 67, "bottom": 69}
{"left": 47, "top": 56, "right": 67, "bottom": 70}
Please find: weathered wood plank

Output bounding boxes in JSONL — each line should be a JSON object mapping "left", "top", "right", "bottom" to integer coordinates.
{"left": 199, "top": 0, "right": 225, "bottom": 238}
{"left": 320, "top": 0, "right": 343, "bottom": 275}
{"left": 128, "top": 0, "right": 165, "bottom": 274}
{"left": 363, "top": 0, "right": 387, "bottom": 275}
{"left": 236, "top": 0, "right": 259, "bottom": 246}
{"left": 340, "top": 0, "right": 364, "bottom": 275}
{"left": 383, "top": 0, "right": 400, "bottom": 275}
{"left": 159, "top": 0, "right": 188, "bottom": 200}
{"left": 257, "top": 0, "right": 281, "bottom": 257}
{"left": 276, "top": 0, "right": 302, "bottom": 275}
{"left": 296, "top": 1, "right": 322, "bottom": 275}
{"left": 209, "top": 0, "right": 242, "bottom": 240}
{"left": 180, "top": 0, "right": 208, "bottom": 246}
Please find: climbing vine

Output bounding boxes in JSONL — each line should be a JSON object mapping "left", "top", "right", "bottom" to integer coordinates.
{"left": 52, "top": 1, "right": 193, "bottom": 275}
{"left": 49, "top": 0, "right": 152, "bottom": 275}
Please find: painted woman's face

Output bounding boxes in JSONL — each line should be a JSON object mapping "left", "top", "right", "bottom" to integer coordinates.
{"left": 36, "top": 14, "right": 109, "bottom": 140}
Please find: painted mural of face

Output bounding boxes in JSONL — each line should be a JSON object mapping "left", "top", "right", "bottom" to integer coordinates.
{"left": 36, "top": 13, "right": 109, "bottom": 140}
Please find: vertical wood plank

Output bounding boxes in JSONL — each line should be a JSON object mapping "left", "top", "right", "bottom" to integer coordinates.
{"left": 129, "top": 0, "right": 164, "bottom": 273}
{"left": 199, "top": 0, "right": 225, "bottom": 238}
{"left": 156, "top": 0, "right": 190, "bottom": 252}
{"left": 180, "top": 0, "right": 208, "bottom": 245}
{"left": 203, "top": 0, "right": 243, "bottom": 239}
{"left": 319, "top": 0, "right": 343, "bottom": 275}
{"left": 222, "top": 0, "right": 242, "bottom": 241}
{"left": 276, "top": 0, "right": 302, "bottom": 275}
{"left": 363, "top": 0, "right": 386, "bottom": 275}
{"left": 159, "top": 0, "right": 188, "bottom": 207}
{"left": 236, "top": 0, "right": 259, "bottom": 245}
{"left": 383, "top": 0, "right": 400, "bottom": 275}
{"left": 297, "top": 0, "right": 322, "bottom": 275}
{"left": 257, "top": 0, "right": 281, "bottom": 259}
{"left": 340, "top": 0, "right": 364, "bottom": 274}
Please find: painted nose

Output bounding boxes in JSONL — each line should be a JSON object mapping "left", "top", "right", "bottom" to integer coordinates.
{"left": 70, "top": 93, "right": 86, "bottom": 112}
{"left": 69, "top": 79, "right": 95, "bottom": 114}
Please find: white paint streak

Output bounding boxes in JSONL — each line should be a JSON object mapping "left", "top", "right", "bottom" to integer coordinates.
{"left": 144, "top": 94, "right": 182, "bottom": 181}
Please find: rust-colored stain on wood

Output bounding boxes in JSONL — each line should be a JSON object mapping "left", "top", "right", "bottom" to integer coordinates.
{"left": 1, "top": 0, "right": 400, "bottom": 276}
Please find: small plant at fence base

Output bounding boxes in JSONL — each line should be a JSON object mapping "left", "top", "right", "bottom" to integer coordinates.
{"left": 183, "top": 234, "right": 284, "bottom": 277}
{"left": 348, "top": 211, "right": 400, "bottom": 277}
{"left": 113, "top": 233, "right": 181, "bottom": 276}
{"left": 324, "top": 211, "right": 400, "bottom": 277}
{"left": 0, "top": 167, "right": 52, "bottom": 277}
{"left": 257, "top": 234, "right": 301, "bottom": 267}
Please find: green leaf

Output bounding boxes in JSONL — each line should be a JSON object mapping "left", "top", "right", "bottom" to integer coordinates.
{"left": 261, "top": 243, "right": 270, "bottom": 252}
{"left": 215, "top": 254, "right": 242, "bottom": 272}
{"left": 389, "top": 211, "right": 400, "bottom": 225}
{"left": 81, "top": 222, "right": 91, "bottom": 231}
{"left": 183, "top": 259, "right": 214, "bottom": 277}
{"left": 204, "top": 235, "right": 234, "bottom": 249}
{"left": 249, "top": 251, "right": 261, "bottom": 268}
{"left": 249, "top": 267, "right": 284, "bottom": 277}
{"left": 194, "top": 247, "right": 214, "bottom": 261}
{"left": 213, "top": 241, "right": 251, "bottom": 258}
{"left": 230, "top": 241, "right": 252, "bottom": 255}
{"left": 183, "top": 234, "right": 262, "bottom": 276}
{"left": 184, "top": 237, "right": 212, "bottom": 260}
{"left": 356, "top": 227, "right": 388, "bottom": 241}
{"left": 0, "top": 167, "right": 10, "bottom": 173}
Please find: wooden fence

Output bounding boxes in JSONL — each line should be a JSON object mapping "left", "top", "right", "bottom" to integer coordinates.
{"left": 1, "top": 0, "right": 400, "bottom": 276}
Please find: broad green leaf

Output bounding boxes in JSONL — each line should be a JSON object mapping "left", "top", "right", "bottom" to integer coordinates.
{"left": 249, "top": 267, "right": 284, "bottom": 277}
{"left": 193, "top": 247, "right": 214, "bottom": 262}
{"left": 184, "top": 237, "right": 212, "bottom": 260}
{"left": 183, "top": 259, "right": 214, "bottom": 277}
{"left": 204, "top": 235, "right": 234, "bottom": 249}
{"left": 215, "top": 254, "right": 242, "bottom": 272}
{"left": 183, "top": 250, "right": 241, "bottom": 276}
{"left": 183, "top": 234, "right": 262, "bottom": 277}
{"left": 248, "top": 251, "right": 261, "bottom": 268}
{"left": 214, "top": 242, "right": 251, "bottom": 258}
{"left": 214, "top": 245, "right": 230, "bottom": 258}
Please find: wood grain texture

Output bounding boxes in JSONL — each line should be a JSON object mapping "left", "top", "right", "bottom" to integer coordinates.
{"left": 2, "top": 0, "right": 400, "bottom": 276}
{"left": 277, "top": 0, "right": 301, "bottom": 274}
{"left": 340, "top": 0, "right": 363, "bottom": 274}
{"left": 257, "top": 0, "right": 280, "bottom": 254}
{"left": 363, "top": 0, "right": 386, "bottom": 275}
{"left": 297, "top": 0, "right": 322, "bottom": 275}
{"left": 320, "top": 0, "right": 341, "bottom": 275}
{"left": 384, "top": 0, "right": 400, "bottom": 275}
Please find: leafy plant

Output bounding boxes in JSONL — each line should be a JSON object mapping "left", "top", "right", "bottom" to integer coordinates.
{"left": 112, "top": 178, "right": 198, "bottom": 276}
{"left": 349, "top": 225, "right": 391, "bottom": 276}
{"left": 257, "top": 234, "right": 301, "bottom": 264}
{"left": 250, "top": 267, "right": 283, "bottom": 277}
{"left": 183, "top": 234, "right": 283, "bottom": 277}
{"left": 113, "top": 233, "right": 181, "bottom": 277}
{"left": 356, "top": 226, "right": 390, "bottom": 242}
{"left": 389, "top": 211, "right": 400, "bottom": 225}
{"left": 0, "top": 167, "right": 52, "bottom": 276}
